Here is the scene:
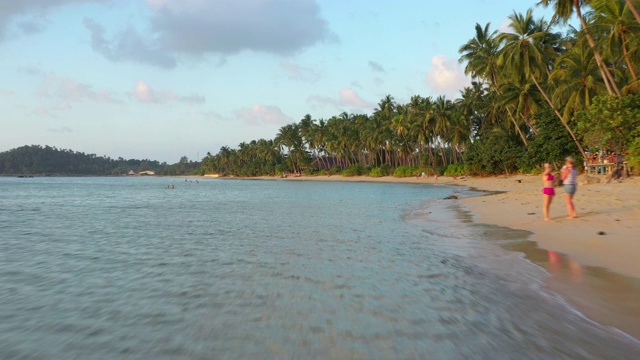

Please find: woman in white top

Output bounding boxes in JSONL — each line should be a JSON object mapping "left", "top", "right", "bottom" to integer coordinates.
{"left": 561, "top": 157, "right": 578, "bottom": 218}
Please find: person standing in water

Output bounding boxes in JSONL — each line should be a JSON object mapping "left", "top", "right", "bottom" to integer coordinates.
{"left": 561, "top": 157, "right": 578, "bottom": 218}
{"left": 541, "top": 163, "right": 555, "bottom": 221}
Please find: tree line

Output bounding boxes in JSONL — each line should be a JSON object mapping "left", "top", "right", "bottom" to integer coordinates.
{"left": 202, "top": 0, "right": 640, "bottom": 177}
{"left": 0, "top": 145, "right": 201, "bottom": 176}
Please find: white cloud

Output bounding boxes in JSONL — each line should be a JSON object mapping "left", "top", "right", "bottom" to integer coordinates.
{"left": 498, "top": 19, "right": 512, "bottom": 33}
{"left": 84, "top": 0, "right": 334, "bottom": 68}
{"left": 280, "top": 61, "right": 320, "bottom": 82}
{"left": 234, "top": 104, "right": 292, "bottom": 126}
{"left": 38, "top": 74, "right": 121, "bottom": 108}
{"left": 339, "top": 88, "right": 372, "bottom": 108}
{"left": 307, "top": 87, "right": 374, "bottom": 112}
{"left": 0, "top": 89, "right": 15, "bottom": 97}
{"left": 425, "top": 55, "right": 470, "bottom": 97}
{"left": 131, "top": 80, "right": 205, "bottom": 105}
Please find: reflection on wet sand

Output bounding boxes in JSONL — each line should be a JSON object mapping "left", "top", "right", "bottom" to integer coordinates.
{"left": 503, "top": 239, "right": 640, "bottom": 340}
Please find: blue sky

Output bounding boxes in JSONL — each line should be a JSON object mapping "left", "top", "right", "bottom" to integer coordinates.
{"left": 0, "top": 0, "right": 554, "bottom": 162}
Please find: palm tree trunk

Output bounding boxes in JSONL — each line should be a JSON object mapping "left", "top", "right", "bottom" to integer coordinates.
{"left": 428, "top": 146, "right": 435, "bottom": 168}
{"left": 491, "top": 82, "right": 529, "bottom": 145}
{"left": 621, "top": 32, "right": 638, "bottom": 81}
{"left": 506, "top": 107, "right": 529, "bottom": 145}
{"left": 575, "top": 1, "right": 622, "bottom": 97}
{"left": 627, "top": 0, "right": 640, "bottom": 25}
{"left": 439, "top": 144, "right": 447, "bottom": 166}
{"left": 599, "top": 67, "right": 614, "bottom": 94}
{"left": 531, "top": 73, "right": 587, "bottom": 162}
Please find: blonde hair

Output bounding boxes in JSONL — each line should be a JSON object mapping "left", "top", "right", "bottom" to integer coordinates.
{"left": 565, "top": 157, "right": 575, "bottom": 166}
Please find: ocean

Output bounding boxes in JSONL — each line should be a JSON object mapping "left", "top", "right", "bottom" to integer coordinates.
{"left": 1, "top": 177, "right": 639, "bottom": 359}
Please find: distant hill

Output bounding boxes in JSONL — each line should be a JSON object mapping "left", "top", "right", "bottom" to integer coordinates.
{"left": 0, "top": 145, "right": 201, "bottom": 176}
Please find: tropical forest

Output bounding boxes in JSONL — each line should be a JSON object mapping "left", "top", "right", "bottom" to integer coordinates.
{"left": 201, "top": 0, "right": 640, "bottom": 178}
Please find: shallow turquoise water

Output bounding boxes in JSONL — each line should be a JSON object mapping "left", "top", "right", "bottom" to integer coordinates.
{"left": 0, "top": 177, "right": 638, "bottom": 359}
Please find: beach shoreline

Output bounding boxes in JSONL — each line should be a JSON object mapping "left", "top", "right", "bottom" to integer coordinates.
{"left": 232, "top": 173, "right": 639, "bottom": 278}
{"left": 230, "top": 173, "right": 640, "bottom": 340}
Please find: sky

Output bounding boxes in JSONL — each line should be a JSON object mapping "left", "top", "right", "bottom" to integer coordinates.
{"left": 0, "top": 0, "right": 555, "bottom": 163}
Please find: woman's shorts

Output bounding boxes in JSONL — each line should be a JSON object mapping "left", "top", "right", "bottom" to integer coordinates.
{"left": 564, "top": 184, "right": 577, "bottom": 195}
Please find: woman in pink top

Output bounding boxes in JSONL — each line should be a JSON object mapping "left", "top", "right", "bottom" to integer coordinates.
{"left": 541, "top": 163, "right": 555, "bottom": 221}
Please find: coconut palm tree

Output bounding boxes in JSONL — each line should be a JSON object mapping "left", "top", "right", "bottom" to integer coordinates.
{"left": 538, "top": 0, "right": 623, "bottom": 96}
{"left": 589, "top": 0, "right": 640, "bottom": 83}
{"left": 498, "top": 10, "right": 587, "bottom": 160}
{"left": 458, "top": 22, "right": 530, "bottom": 145}
{"left": 459, "top": 23, "right": 501, "bottom": 85}
{"left": 550, "top": 42, "right": 607, "bottom": 119}
{"left": 625, "top": 0, "right": 640, "bottom": 24}
{"left": 442, "top": 105, "right": 471, "bottom": 164}
{"left": 499, "top": 76, "right": 544, "bottom": 134}
{"left": 373, "top": 95, "right": 398, "bottom": 166}
{"left": 433, "top": 96, "right": 454, "bottom": 166}
{"left": 275, "top": 123, "right": 304, "bottom": 173}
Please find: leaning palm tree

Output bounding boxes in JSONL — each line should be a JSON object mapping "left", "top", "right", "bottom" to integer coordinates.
{"left": 625, "top": 0, "right": 640, "bottom": 24}
{"left": 499, "top": 76, "right": 544, "bottom": 134}
{"left": 459, "top": 23, "right": 501, "bottom": 86}
{"left": 589, "top": 0, "right": 640, "bottom": 83}
{"left": 551, "top": 41, "right": 607, "bottom": 119}
{"left": 458, "top": 22, "right": 530, "bottom": 145}
{"left": 538, "top": 0, "right": 622, "bottom": 96}
{"left": 498, "top": 10, "right": 587, "bottom": 160}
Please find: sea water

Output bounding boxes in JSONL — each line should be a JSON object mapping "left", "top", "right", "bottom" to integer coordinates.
{"left": 0, "top": 177, "right": 638, "bottom": 359}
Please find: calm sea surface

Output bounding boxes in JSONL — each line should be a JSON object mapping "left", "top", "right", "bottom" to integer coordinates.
{"left": 1, "top": 177, "right": 639, "bottom": 359}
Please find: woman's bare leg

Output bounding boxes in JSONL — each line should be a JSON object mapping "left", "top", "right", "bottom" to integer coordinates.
{"left": 565, "top": 194, "right": 577, "bottom": 218}
{"left": 543, "top": 195, "right": 552, "bottom": 221}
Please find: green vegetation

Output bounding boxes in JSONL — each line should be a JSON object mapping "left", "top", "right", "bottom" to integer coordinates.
{"left": 342, "top": 164, "right": 366, "bottom": 177}
{"left": 0, "top": 145, "right": 200, "bottom": 176}
{"left": 393, "top": 166, "right": 420, "bottom": 178}
{"left": 201, "top": 0, "right": 639, "bottom": 177}
{"left": 443, "top": 164, "right": 466, "bottom": 177}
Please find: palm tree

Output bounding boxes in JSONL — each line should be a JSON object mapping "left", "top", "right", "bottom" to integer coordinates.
{"left": 433, "top": 96, "right": 454, "bottom": 166}
{"left": 538, "top": 0, "right": 623, "bottom": 96}
{"left": 459, "top": 23, "right": 501, "bottom": 86}
{"left": 499, "top": 76, "right": 544, "bottom": 134}
{"left": 448, "top": 108, "right": 471, "bottom": 163}
{"left": 458, "top": 22, "right": 530, "bottom": 145}
{"left": 373, "top": 95, "right": 398, "bottom": 166}
{"left": 498, "top": 10, "right": 587, "bottom": 160}
{"left": 589, "top": 0, "right": 640, "bottom": 82}
{"left": 298, "top": 114, "right": 319, "bottom": 167}
{"left": 275, "top": 123, "right": 303, "bottom": 173}
{"left": 217, "top": 146, "right": 233, "bottom": 174}
{"left": 625, "top": 0, "right": 640, "bottom": 24}
{"left": 550, "top": 42, "right": 607, "bottom": 119}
